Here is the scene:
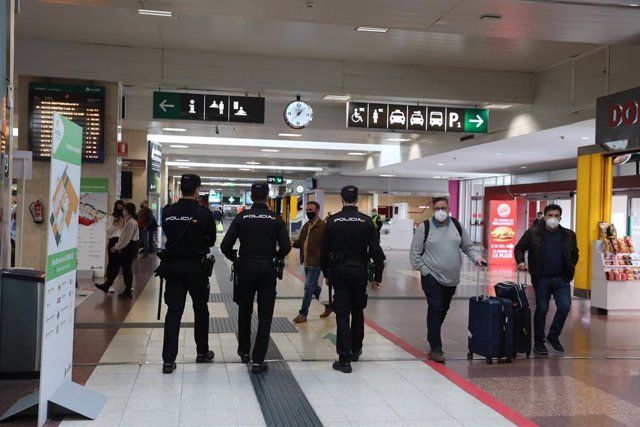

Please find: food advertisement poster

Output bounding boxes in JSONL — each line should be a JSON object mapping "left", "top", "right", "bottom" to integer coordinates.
{"left": 78, "top": 178, "right": 108, "bottom": 277}
{"left": 489, "top": 200, "right": 517, "bottom": 265}
{"left": 39, "top": 113, "right": 82, "bottom": 425}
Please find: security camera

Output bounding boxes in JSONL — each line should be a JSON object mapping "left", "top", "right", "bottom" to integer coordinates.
{"left": 215, "top": 125, "right": 220, "bottom": 135}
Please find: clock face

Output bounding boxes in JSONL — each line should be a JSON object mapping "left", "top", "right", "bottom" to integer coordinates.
{"left": 284, "top": 101, "right": 313, "bottom": 129}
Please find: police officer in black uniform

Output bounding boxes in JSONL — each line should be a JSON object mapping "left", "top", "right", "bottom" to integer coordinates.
{"left": 220, "top": 182, "right": 291, "bottom": 374}
{"left": 161, "top": 174, "right": 216, "bottom": 374}
{"left": 320, "top": 185, "right": 384, "bottom": 374}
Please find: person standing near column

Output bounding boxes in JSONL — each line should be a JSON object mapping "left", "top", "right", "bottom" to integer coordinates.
{"left": 221, "top": 182, "right": 291, "bottom": 374}
{"left": 409, "top": 197, "right": 486, "bottom": 363}
{"left": 320, "top": 185, "right": 384, "bottom": 374}
{"left": 161, "top": 174, "right": 217, "bottom": 374}
{"left": 515, "top": 204, "right": 578, "bottom": 355}
{"left": 292, "top": 201, "right": 325, "bottom": 323}
{"left": 94, "top": 200, "right": 124, "bottom": 293}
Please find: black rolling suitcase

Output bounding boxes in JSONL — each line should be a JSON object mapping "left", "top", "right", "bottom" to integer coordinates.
{"left": 495, "top": 271, "right": 532, "bottom": 358}
{"left": 467, "top": 265, "right": 514, "bottom": 364}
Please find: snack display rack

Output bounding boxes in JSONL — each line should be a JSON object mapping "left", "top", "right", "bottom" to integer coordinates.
{"left": 591, "top": 237, "right": 640, "bottom": 316}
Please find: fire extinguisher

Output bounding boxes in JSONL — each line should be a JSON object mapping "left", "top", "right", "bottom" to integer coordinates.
{"left": 29, "top": 200, "right": 44, "bottom": 224}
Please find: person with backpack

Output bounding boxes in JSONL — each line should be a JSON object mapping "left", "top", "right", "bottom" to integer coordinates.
{"left": 409, "top": 196, "right": 486, "bottom": 363}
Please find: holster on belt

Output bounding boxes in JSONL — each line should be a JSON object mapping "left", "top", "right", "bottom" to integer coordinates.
{"left": 230, "top": 250, "right": 240, "bottom": 304}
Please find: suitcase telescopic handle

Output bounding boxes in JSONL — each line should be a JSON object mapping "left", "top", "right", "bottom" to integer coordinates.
{"left": 476, "top": 261, "right": 488, "bottom": 301}
{"left": 517, "top": 269, "right": 528, "bottom": 286}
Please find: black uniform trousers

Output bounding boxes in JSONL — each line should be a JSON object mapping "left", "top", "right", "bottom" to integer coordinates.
{"left": 236, "top": 259, "right": 277, "bottom": 364}
{"left": 162, "top": 259, "right": 210, "bottom": 363}
{"left": 105, "top": 237, "right": 120, "bottom": 286}
{"left": 332, "top": 263, "right": 368, "bottom": 362}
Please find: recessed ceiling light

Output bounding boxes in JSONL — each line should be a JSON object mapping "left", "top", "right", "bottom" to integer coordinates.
{"left": 580, "top": 136, "right": 591, "bottom": 140}
{"left": 261, "top": 149, "right": 281, "bottom": 152}
{"left": 175, "top": 159, "right": 190, "bottom": 162}
{"left": 386, "top": 138, "right": 411, "bottom": 142}
{"left": 379, "top": 174, "right": 395, "bottom": 177}
{"left": 630, "top": 3, "right": 639, "bottom": 6}
{"left": 437, "top": 163, "right": 444, "bottom": 166}
{"left": 323, "top": 94, "right": 351, "bottom": 101}
{"left": 419, "top": 205, "right": 428, "bottom": 209}
{"left": 138, "top": 8, "right": 173, "bottom": 17}
{"left": 484, "top": 103, "right": 512, "bottom": 110}
{"left": 348, "top": 152, "right": 367, "bottom": 156}
{"left": 521, "top": 166, "right": 527, "bottom": 169}
{"left": 177, "top": 166, "right": 190, "bottom": 169}
{"left": 355, "top": 26, "right": 388, "bottom": 33}
{"left": 432, "top": 176, "right": 442, "bottom": 179}
{"left": 162, "top": 127, "right": 186, "bottom": 132}
{"left": 246, "top": 161, "right": 261, "bottom": 165}
{"left": 239, "top": 168, "right": 252, "bottom": 171}
{"left": 480, "top": 14, "right": 502, "bottom": 22}
{"left": 169, "top": 145, "right": 189, "bottom": 148}
{"left": 496, "top": 152, "right": 503, "bottom": 156}
{"left": 278, "top": 133, "right": 302, "bottom": 137}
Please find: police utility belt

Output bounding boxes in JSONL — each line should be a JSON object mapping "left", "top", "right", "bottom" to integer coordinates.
{"left": 230, "top": 253, "right": 284, "bottom": 304}
{"left": 329, "top": 252, "right": 375, "bottom": 282}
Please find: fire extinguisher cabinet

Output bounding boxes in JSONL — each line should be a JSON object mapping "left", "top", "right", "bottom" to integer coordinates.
{"left": 0, "top": 269, "right": 46, "bottom": 375}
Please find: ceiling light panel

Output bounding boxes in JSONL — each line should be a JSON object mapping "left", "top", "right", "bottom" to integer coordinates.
{"left": 138, "top": 8, "right": 173, "bottom": 17}
{"left": 166, "top": 162, "right": 323, "bottom": 171}
{"left": 355, "top": 26, "right": 389, "bottom": 33}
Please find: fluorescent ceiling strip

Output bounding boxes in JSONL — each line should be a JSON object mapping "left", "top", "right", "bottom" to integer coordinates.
{"left": 166, "top": 161, "right": 323, "bottom": 171}
{"left": 148, "top": 134, "right": 383, "bottom": 152}
{"left": 201, "top": 182, "right": 252, "bottom": 187}
{"left": 356, "top": 26, "right": 388, "bottom": 33}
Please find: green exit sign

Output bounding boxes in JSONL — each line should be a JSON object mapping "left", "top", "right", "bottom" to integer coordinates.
{"left": 463, "top": 109, "right": 488, "bottom": 133}
{"left": 267, "top": 175, "right": 284, "bottom": 184}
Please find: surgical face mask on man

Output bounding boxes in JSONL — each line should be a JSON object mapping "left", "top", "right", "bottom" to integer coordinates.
{"left": 306, "top": 212, "right": 317, "bottom": 220}
{"left": 434, "top": 209, "right": 449, "bottom": 223}
{"left": 545, "top": 217, "right": 560, "bottom": 229}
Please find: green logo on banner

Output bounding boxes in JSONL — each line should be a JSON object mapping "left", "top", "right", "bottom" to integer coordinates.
{"left": 46, "top": 248, "right": 77, "bottom": 281}
{"left": 463, "top": 109, "right": 489, "bottom": 133}
{"left": 80, "top": 178, "right": 109, "bottom": 193}
{"left": 53, "top": 114, "right": 82, "bottom": 165}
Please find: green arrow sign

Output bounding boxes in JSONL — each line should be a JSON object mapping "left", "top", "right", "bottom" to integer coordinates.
{"left": 267, "top": 175, "right": 284, "bottom": 184}
{"left": 153, "top": 92, "right": 181, "bottom": 119}
{"left": 463, "top": 109, "right": 488, "bottom": 133}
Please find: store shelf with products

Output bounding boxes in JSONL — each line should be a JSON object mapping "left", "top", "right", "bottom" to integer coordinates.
{"left": 469, "top": 196, "right": 484, "bottom": 245}
{"left": 591, "top": 238, "right": 640, "bottom": 316}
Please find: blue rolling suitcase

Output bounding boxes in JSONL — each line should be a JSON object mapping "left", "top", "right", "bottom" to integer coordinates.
{"left": 467, "top": 266, "right": 514, "bottom": 364}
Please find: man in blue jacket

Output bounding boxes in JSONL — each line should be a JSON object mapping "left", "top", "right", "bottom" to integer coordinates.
{"left": 515, "top": 204, "right": 579, "bottom": 356}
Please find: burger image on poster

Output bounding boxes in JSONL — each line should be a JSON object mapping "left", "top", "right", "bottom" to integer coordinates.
{"left": 491, "top": 226, "right": 515, "bottom": 242}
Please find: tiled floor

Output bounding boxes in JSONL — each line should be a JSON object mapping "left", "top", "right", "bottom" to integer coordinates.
{"left": 4, "top": 239, "right": 640, "bottom": 426}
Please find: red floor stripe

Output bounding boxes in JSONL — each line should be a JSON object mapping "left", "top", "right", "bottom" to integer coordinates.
{"left": 363, "top": 317, "right": 537, "bottom": 427}
{"left": 287, "top": 263, "right": 535, "bottom": 425}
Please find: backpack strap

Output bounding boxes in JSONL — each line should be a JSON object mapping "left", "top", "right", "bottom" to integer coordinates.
{"left": 422, "top": 217, "right": 463, "bottom": 254}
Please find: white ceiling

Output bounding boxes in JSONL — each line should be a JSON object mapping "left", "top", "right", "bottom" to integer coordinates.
{"left": 16, "top": 1, "right": 639, "bottom": 183}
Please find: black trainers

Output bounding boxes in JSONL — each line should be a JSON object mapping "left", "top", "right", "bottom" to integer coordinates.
{"left": 196, "top": 350, "right": 215, "bottom": 363}
{"left": 428, "top": 350, "right": 445, "bottom": 363}
{"left": 251, "top": 362, "right": 268, "bottom": 374}
{"left": 237, "top": 350, "right": 250, "bottom": 364}
{"left": 350, "top": 349, "right": 363, "bottom": 362}
{"left": 533, "top": 341, "right": 549, "bottom": 355}
{"left": 547, "top": 338, "right": 565, "bottom": 353}
{"left": 332, "top": 360, "right": 352, "bottom": 374}
{"left": 162, "top": 362, "right": 176, "bottom": 374}
{"left": 94, "top": 283, "right": 109, "bottom": 293}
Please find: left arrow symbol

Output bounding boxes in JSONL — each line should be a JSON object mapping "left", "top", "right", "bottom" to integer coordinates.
{"left": 469, "top": 114, "right": 484, "bottom": 128}
{"left": 159, "top": 99, "right": 175, "bottom": 112}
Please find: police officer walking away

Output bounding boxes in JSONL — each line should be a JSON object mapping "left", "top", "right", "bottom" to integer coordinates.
{"left": 161, "top": 174, "right": 216, "bottom": 374}
{"left": 320, "top": 185, "right": 384, "bottom": 374}
{"left": 221, "top": 182, "right": 291, "bottom": 374}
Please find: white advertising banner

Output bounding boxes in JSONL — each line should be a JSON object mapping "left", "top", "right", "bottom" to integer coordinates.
{"left": 78, "top": 178, "right": 108, "bottom": 277}
{"left": 38, "top": 112, "right": 82, "bottom": 426}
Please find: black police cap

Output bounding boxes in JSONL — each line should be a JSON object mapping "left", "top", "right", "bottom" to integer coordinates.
{"left": 341, "top": 185, "right": 358, "bottom": 200}
{"left": 251, "top": 182, "right": 270, "bottom": 200}
{"left": 181, "top": 174, "right": 202, "bottom": 188}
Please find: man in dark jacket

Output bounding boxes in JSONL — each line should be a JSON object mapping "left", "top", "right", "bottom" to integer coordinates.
{"left": 292, "top": 201, "right": 326, "bottom": 323}
{"left": 515, "top": 204, "right": 578, "bottom": 356}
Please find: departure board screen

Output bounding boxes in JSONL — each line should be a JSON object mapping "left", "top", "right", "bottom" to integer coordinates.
{"left": 28, "top": 83, "right": 105, "bottom": 162}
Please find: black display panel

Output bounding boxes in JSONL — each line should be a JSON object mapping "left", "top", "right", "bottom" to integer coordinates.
{"left": 29, "top": 82, "right": 105, "bottom": 162}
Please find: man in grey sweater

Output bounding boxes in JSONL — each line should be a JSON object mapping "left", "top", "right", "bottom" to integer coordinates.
{"left": 410, "top": 197, "right": 486, "bottom": 363}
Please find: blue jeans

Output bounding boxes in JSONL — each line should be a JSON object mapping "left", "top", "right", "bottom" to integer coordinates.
{"left": 534, "top": 277, "right": 571, "bottom": 343}
{"left": 421, "top": 274, "right": 456, "bottom": 352}
{"left": 299, "top": 266, "right": 322, "bottom": 316}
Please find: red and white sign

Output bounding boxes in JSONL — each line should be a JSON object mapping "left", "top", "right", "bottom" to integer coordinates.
{"left": 117, "top": 141, "right": 128, "bottom": 157}
{"left": 489, "top": 200, "right": 517, "bottom": 265}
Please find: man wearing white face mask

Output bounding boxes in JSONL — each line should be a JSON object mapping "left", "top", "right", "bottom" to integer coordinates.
{"left": 410, "top": 197, "right": 486, "bottom": 363}
{"left": 515, "top": 204, "right": 578, "bottom": 356}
